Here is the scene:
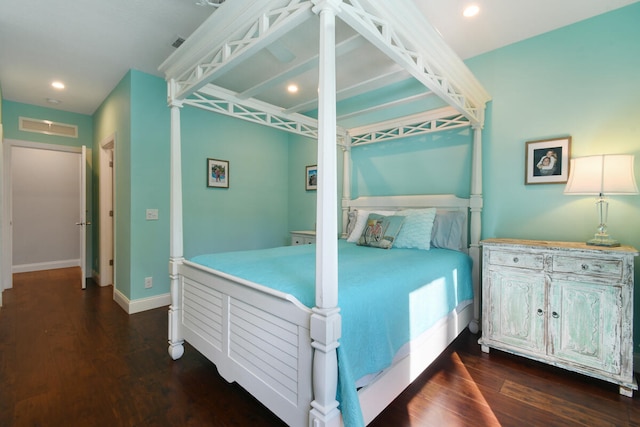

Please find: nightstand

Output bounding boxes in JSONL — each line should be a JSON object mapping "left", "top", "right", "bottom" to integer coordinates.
{"left": 290, "top": 230, "right": 316, "bottom": 246}
{"left": 478, "top": 238, "right": 638, "bottom": 397}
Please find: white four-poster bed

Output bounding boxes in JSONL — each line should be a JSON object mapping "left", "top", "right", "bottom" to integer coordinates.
{"left": 159, "top": 1, "right": 490, "bottom": 426}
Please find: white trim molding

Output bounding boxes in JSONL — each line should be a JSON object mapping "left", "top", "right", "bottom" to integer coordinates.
{"left": 113, "top": 288, "right": 171, "bottom": 315}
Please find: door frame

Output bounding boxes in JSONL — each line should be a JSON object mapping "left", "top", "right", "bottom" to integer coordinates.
{"left": 1, "top": 139, "right": 88, "bottom": 290}
{"left": 98, "top": 134, "right": 115, "bottom": 287}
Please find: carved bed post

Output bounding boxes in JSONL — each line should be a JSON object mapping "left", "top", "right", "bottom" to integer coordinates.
{"left": 468, "top": 122, "right": 483, "bottom": 334}
{"left": 310, "top": 1, "right": 342, "bottom": 426}
{"left": 168, "top": 79, "right": 185, "bottom": 360}
{"left": 341, "top": 133, "right": 352, "bottom": 238}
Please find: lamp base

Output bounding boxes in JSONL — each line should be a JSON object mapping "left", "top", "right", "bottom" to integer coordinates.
{"left": 586, "top": 234, "right": 621, "bottom": 247}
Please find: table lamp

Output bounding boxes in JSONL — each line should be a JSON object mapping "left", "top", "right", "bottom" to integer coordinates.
{"left": 564, "top": 154, "right": 638, "bottom": 247}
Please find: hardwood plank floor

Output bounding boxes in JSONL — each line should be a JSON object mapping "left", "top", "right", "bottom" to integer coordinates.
{"left": 0, "top": 268, "right": 637, "bottom": 426}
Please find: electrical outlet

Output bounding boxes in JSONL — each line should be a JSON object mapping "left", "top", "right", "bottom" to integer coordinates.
{"left": 144, "top": 277, "right": 153, "bottom": 289}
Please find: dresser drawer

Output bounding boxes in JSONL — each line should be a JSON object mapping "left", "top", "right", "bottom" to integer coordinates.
{"left": 552, "top": 256, "right": 623, "bottom": 277}
{"left": 488, "top": 250, "right": 544, "bottom": 270}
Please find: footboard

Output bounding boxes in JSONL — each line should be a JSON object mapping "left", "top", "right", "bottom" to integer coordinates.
{"left": 175, "top": 261, "right": 314, "bottom": 427}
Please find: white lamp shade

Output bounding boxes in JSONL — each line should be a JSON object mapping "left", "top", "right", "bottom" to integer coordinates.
{"left": 564, "top": 154, "right": 639, "bottom": 195}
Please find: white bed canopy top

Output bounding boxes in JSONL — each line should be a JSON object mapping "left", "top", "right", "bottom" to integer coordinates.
{"left": 159, "top": 0, "right": 491, "bottom": 144}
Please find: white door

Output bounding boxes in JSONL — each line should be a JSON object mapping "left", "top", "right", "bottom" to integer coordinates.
{"left": 78, "top": 145, "right": 87, "bottom": 289}
{"left": 3, "top": 140, "right": 86, "bottom": 288}
{"left": 0, "top": 123, "right": 3, "bottom": 307}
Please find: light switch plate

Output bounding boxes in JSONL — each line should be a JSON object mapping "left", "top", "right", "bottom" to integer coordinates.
{"left": 146, "top": 209, "right": 159, "bottom": 220}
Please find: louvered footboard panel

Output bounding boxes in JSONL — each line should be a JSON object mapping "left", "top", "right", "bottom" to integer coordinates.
{"left": 177, "top": 262, "right": 314, "bottom": 427}
{"left": 182, "top": 277, "right": 223, "bottom": 350}
{"left": 229, "top": 298, "right": 299, "bottom": 404}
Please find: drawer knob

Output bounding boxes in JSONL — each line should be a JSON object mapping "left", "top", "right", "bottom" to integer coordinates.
{"left": 537, "top": 308, "right": 543, "bottom": 316}
{"left": 552, "top": 311, "right": 560, "bottom": 319}
{"left": 581, "top": 264, "right": 589, "bottom": 270}
{"left": 513, "top": 257, "right": 519, "bottom": 263}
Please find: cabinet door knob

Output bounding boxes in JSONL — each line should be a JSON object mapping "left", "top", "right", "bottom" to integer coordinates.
{"left": 537, "top": 308, "right": 543, "bottom": 316}
{"left": 581, "top": 264, "right": 589, "bottom": 270}
{"left": 552, "top": 311, "right": 560, "bottom": 318}
{"left": 513, "top": 257, "right": 519, "bottom": 263}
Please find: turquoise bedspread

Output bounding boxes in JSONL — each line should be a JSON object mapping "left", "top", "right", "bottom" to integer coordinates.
{"left": 191, "top": 240, "right": 473, "bottom": 426}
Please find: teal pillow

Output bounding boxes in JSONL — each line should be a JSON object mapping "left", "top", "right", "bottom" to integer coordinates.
{"left": 357, "top": 214, "right": 405, "bottom": 249}
{"left": 394, "top": 208, "right": 437, "bottom": 250}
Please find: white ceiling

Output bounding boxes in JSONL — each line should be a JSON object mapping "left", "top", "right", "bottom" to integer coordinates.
{"left": 0, "top": 0, "right": 637, "bottom": 116}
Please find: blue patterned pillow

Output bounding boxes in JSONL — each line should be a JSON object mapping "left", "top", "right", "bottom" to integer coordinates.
{"left": 393, "top": 208, "right": 437, "bottom": 250}
{"left": 357, "top": 214, "right": 405, "bottom": 249}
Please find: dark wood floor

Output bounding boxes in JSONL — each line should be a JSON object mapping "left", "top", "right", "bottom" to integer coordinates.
{"left": 0, "top": 268, "right": 638, "bottom": 426}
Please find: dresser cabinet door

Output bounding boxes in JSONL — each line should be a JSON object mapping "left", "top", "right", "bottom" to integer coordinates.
{"left": 548, "top": 279, "right": 622, "bottom": 374}
{"left": 486, "top": 269, "right": 546, "bottom": 354}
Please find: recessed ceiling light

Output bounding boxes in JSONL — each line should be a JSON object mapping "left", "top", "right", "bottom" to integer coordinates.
{"left": 51, "top": 81, "right": 65, "bottom": 90}
{"left": 463, "top": 4, "right": 480, "bottom": 18}
{"left": 287, "top": 84, "right": 299, "bottom": 94}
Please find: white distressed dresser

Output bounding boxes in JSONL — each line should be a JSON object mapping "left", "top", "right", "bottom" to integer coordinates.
{"left": 290, "top": 230, "right": 316, "bottom": 245}
{"left": 478, "top": 238, "right": 638, "bottom": 397}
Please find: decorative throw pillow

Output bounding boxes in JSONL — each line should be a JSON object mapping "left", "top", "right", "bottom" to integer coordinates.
{"left": 357, "top": 214, "right": 405, "bottom": 249}
{"left": 431, "top": 210, "right": 465, "bottom": 251}
{"left": 347, "top": 209, "right": 396, "bottom": 243}
{"left": 393, "top": 208, "right": 437, "bottom": 250}
{"left": 345, "top": 209, "right": 358, "bottom": 238}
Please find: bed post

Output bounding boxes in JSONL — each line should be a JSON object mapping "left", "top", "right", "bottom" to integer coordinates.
{"left": 468, "top": 123, "right": 483, "bottom": 334}
{"left": 341, "top": 133, "right": 351, "bottom": 239}
{"left": 168, "top": 79, "right": 185, "bottom": 360}
{"left": 310, "top": 1, "right": 342, "bottom": 427}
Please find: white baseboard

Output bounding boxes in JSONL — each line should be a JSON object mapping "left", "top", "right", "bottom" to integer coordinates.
{"left": 13, "top": 259, "right": 80, "bottom": 273}
{"left": 113, "top": 287, "right": 170, "bottom": 314}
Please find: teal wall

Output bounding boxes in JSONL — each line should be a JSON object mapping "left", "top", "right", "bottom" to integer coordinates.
{"left": 93, "top": 72, "right": 133, "bottom": 299}
{"left": 180, "top": 106, "right": 291, "bottom": 258}
{"left": 350, "top": 127, "right": 473, "bottom": 198}
{"left": 2, "top": 100, "right": 92, "bottom": 148}
{"left": 288, "top": 133, "right": 319, "bottom": 232}
{"left": 466, "top": 4, "right": 640, "bottom": 352}
{"left": 93, "top": 70, "right": 171, "bottom": 301}
{"left": 92, "top": 70, "right": 295, "bottom": 302}
{"left": 93, "top": 72, "right": 132, "bottom": 298}
{"left": 129, "top": 71, "right": 171, "bottom": 300}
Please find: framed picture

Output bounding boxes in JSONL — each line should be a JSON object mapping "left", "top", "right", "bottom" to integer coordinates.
{"left": 207, "top": 158, "right": 229, "bottom": 188}
{"left": 525, "top": 137, "right": 571, "bottom": 185}
{"left": 305, "top": 165, "right": 317, "bottom": 191}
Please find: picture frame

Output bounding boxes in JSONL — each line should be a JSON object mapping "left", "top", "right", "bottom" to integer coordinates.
{"left": 207, "top": 158, "right": 229, "bottom": 188}
{"left": 305, "top": 165, "right": 317, "bottom": 191}
{"left": 525, "top": 137, "right": 571, "bottom": 185}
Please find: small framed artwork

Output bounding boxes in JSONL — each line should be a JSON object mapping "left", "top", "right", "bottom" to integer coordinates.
{"left": 305, "top": 165, "right": 317, "bottom": 191}
{"left": 525, "top": 137, "right": 571, "bottom": 185}
{"left": 207, "top": 158, "right": 229, "bottom": 188}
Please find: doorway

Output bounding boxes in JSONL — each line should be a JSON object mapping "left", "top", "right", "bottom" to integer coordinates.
{"left": 1, "top": 140, "right": 88, "bottom": 290}
{"left": 98, "top": 135, "right": 115, "bottom": 287}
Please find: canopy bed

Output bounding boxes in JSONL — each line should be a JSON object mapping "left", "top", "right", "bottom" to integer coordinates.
{"left": 159, "top": 1, "right": 490, "bottom": 426}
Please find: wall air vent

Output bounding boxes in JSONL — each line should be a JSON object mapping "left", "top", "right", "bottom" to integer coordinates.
{"left": 172, "top": 37, "right": 185, "bottom": 48}
{"left": 19, "top": 117, "right": 78, "bottom": 138}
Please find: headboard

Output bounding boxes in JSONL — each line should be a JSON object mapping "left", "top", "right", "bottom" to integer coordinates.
{"left": 342, "top": 194, "right": 470, "bottom": 253}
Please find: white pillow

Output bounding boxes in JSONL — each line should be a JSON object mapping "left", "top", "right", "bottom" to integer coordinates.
{"left": 346, "top": 209, "right": 396, "bottom": 243}
{"left": 393, "top": 208, "right": 437, "bottom": 250}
